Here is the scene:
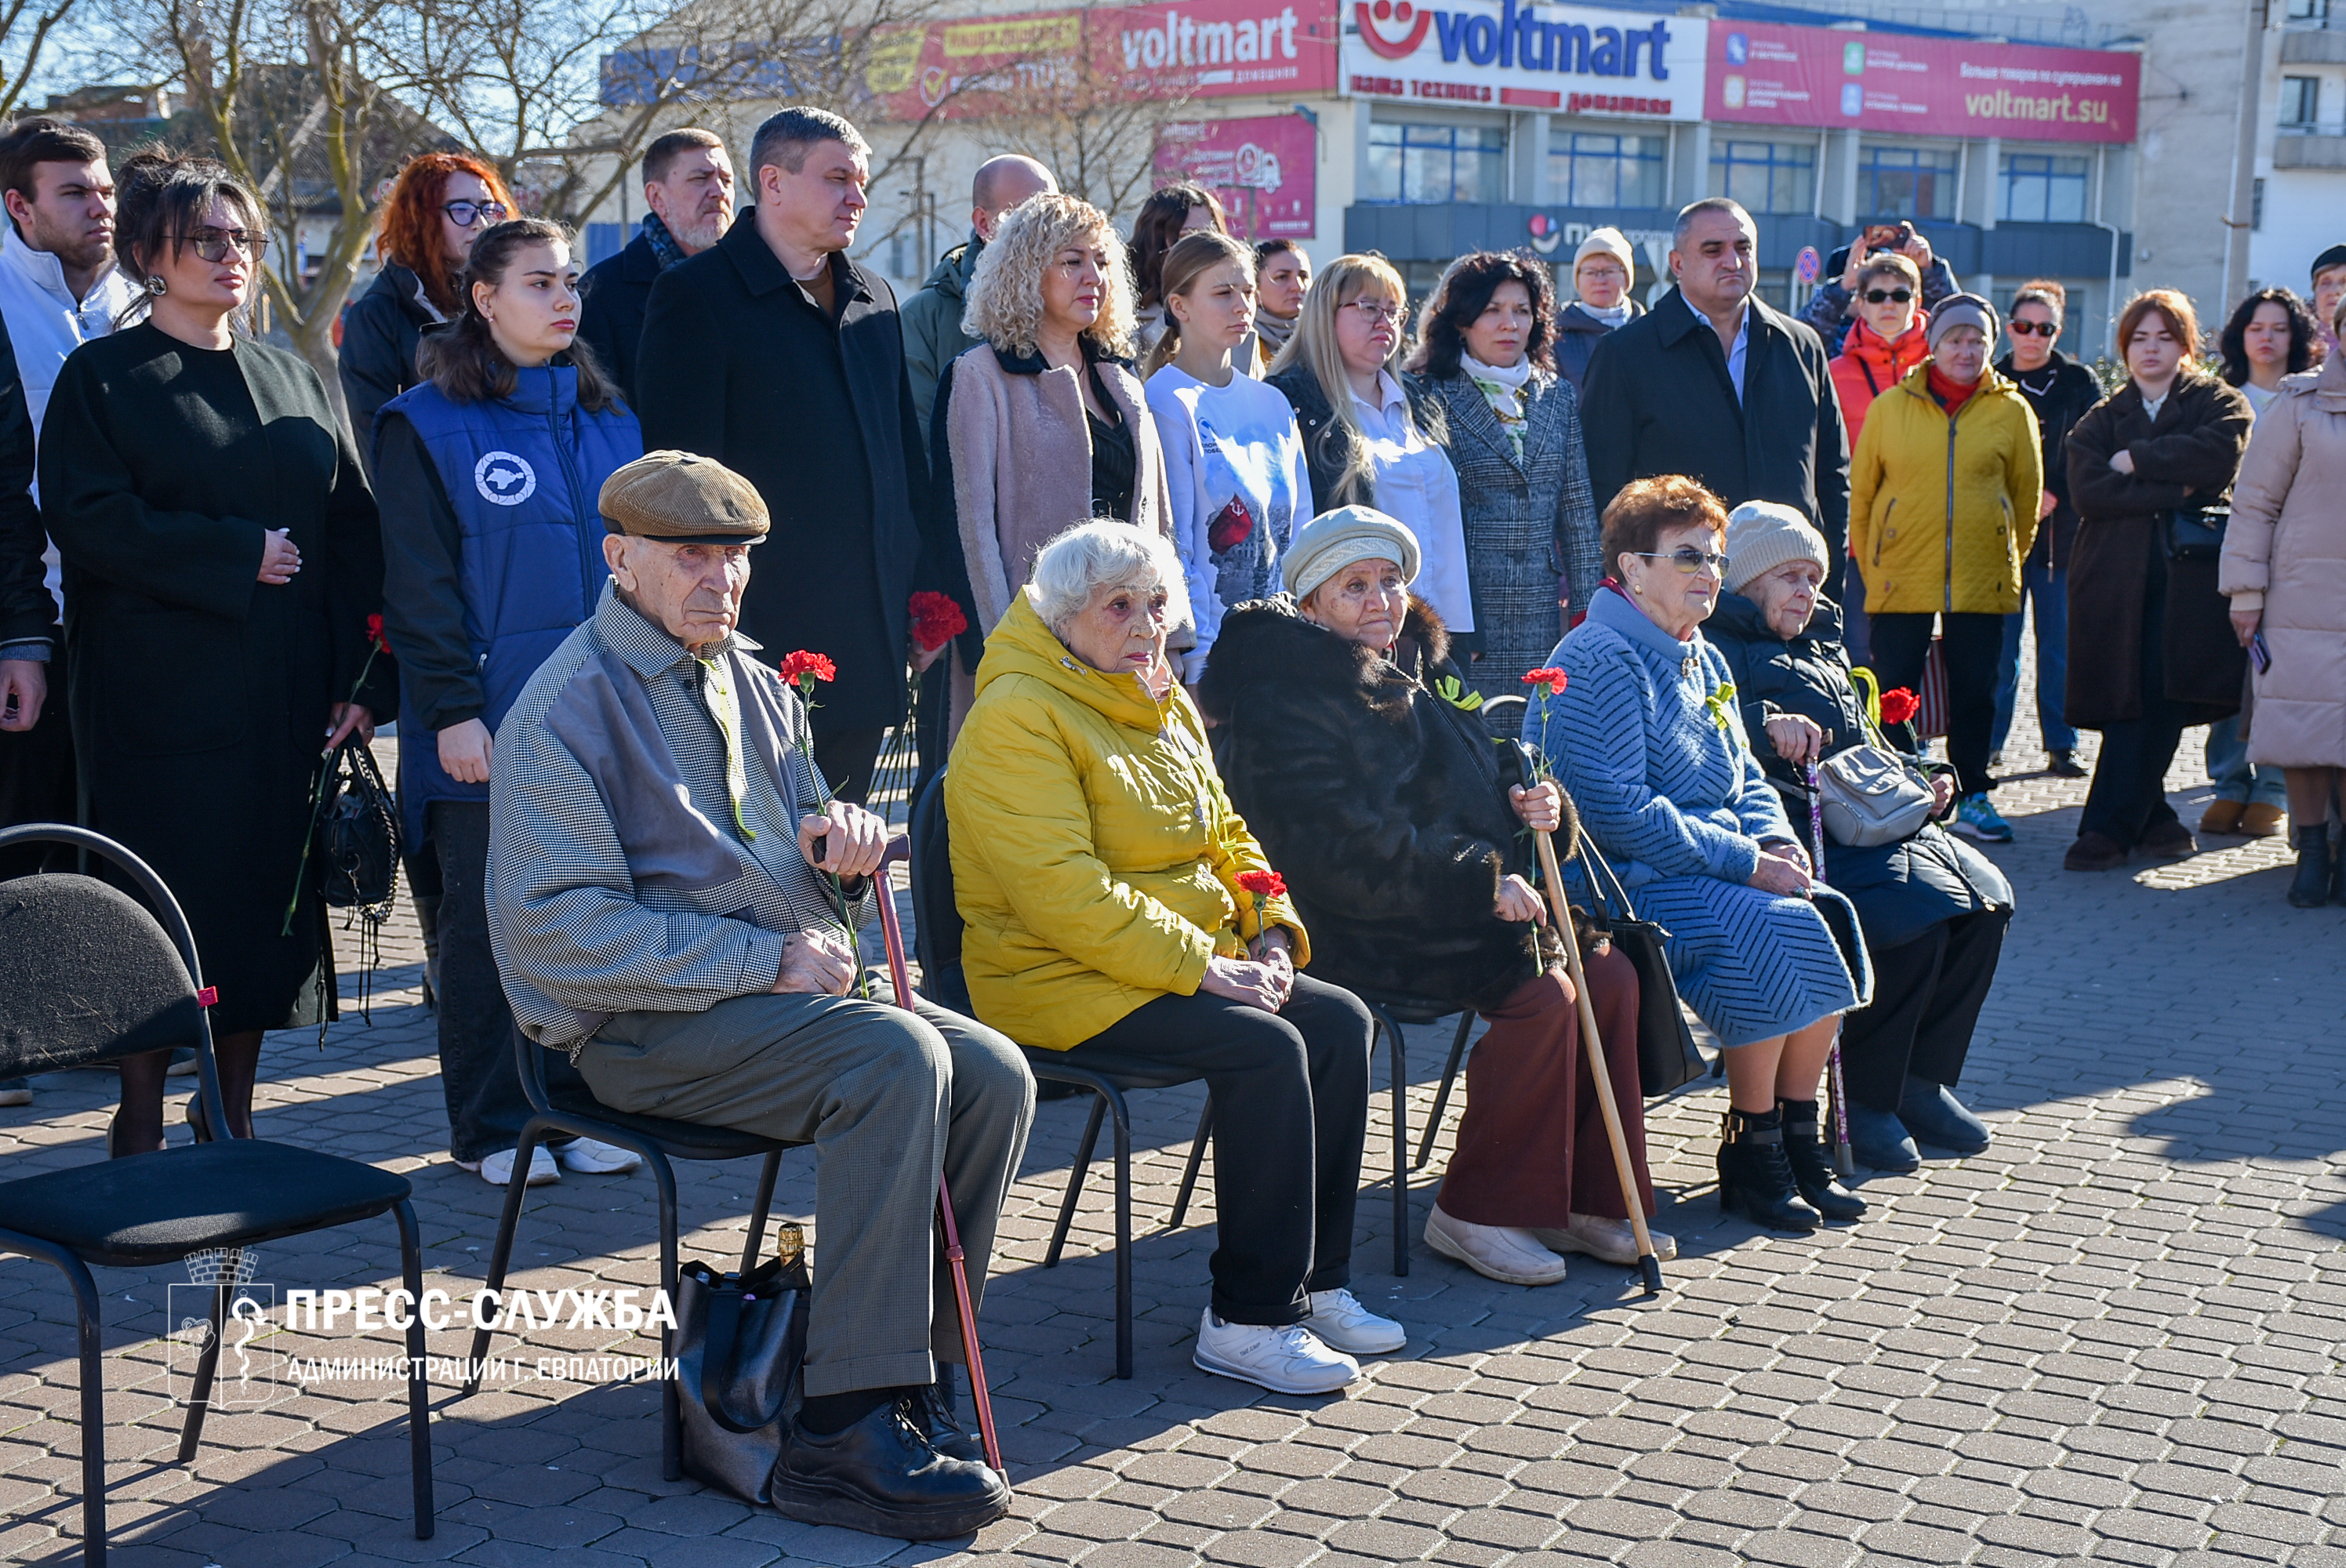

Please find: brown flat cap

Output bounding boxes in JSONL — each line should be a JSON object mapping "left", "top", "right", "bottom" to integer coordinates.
{"left": 598, "top": 450, "right": 769, "bottom": 545}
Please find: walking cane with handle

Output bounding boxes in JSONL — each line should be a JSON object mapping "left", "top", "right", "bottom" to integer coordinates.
{"left": 1531, "top": 826, "right": 1664, "bottom": 1299}
{"left": 1802, "top": 764, "right": 1856, "bottom": 1179}
{"left": 867, "top": 836, "right": 1006, "bottom": 1476}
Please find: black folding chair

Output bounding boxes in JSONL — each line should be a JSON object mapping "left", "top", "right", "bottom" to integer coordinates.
{"left": 0, "top": 824, "right": 433, "bottom": 1565}
{"left": 909, "top": 773, "right": 1211, "bottom": 1380}
{"left": 457, "top": 1017, "right": 805, "bottom": 1480}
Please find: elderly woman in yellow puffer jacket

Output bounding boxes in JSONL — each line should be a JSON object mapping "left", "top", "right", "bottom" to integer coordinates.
{"left": 946, "top": 520, "right": 1404, "bottom": 1399}
{"left": 1849, "top": 292, "right": 2044, "bottom": 844}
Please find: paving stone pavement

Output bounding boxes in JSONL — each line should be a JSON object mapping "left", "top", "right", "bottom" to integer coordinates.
{"left": 3, "top": 655, "right": 2344, "bottom": 1568}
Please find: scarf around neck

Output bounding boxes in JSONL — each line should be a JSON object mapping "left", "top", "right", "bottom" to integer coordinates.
{"left": 1463, "top": 351, "right": 1538, "bottom": 459}
{"left": 1577, "top": 300, "right": 1633, "bottom": 328}
{"left": 1255, "top": 310, "right": 1296, "bottom": 358}
{"left": 641, "top": 211, "right": 688, "bottom": 271}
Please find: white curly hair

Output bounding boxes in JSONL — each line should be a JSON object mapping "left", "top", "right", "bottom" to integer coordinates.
{"left": 961, "top": 193, "right": 1138, "bottom": 361}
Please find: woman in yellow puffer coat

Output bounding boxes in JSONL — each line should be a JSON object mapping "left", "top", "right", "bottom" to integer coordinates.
{"left": 947, "top": 520, "right": 1404, "bottom": 1397}
{"left": 1848, "top": 294, "right": 2043, "bottom": 844}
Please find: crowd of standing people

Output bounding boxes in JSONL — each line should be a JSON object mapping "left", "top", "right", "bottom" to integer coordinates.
{"left": 0, "top": 96, "right": 2340, "bottom": 1541}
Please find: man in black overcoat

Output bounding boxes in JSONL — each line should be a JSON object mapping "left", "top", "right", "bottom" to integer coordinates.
{"left": 635, "top": 107, "right": 935, "bottom": 803}
{"left": 1582, "top": 198, "right": 1851, "bottom": 586}
{"left": 576, "top": 127, "right": 735, "bottom": 406}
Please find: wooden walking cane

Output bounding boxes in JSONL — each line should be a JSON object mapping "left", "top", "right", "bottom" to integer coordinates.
{"left": 1532, "top": 826, "right": 1664, "bottom": 1298}
{"left": 869, "top": 836, "right": 1006, "bottom": 1475}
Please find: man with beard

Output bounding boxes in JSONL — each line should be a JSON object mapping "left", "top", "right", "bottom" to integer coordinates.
{"left": 576, "top": 129, "right": 737, "bottom": 405}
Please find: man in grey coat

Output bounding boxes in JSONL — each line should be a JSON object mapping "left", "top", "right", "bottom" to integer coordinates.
{"left": 900, "top": 154, "right": 1055, "bottom": 445}
{"left": 487, "top": 450, "right": 1030, "bottom": 1541}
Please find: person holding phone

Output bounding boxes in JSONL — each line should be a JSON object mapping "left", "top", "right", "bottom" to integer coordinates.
{"left": 2221, "top": 292, "right": 2346, "bottom": 907}
{"left": 1800, "top": 219, "right": 1959, "bottom": 358}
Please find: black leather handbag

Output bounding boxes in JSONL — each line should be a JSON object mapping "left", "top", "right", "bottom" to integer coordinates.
{"left": 313, "top": 739, "right": 400, "bottom": 910}
{"left": 674, "top": 1237, "right": 811, "bottom": 1505}
{"left": 2164, "top": 499, "right": 2230, "bottom": 561}
{"left": 1575, "top": 841, "right": 1709, "bottom": 1098}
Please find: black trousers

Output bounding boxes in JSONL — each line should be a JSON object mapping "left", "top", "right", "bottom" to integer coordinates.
{"left": 429, "top": 800, "right": 585, "bottom": 1161}
{"left": 1867, "top": 611, "right": 2005, "bottom": 799}
{"left": 1065, "top": 974, "right": 1371, "bottom": 1327}
{"left": 0, "top": 650, "right": 76, "bottom": 879}
{"left": 2078, "top": 552, "right": 2185, "bottom": 848}
{"left": 1839, "top": 907, "right": 2012, "bottom": 1112}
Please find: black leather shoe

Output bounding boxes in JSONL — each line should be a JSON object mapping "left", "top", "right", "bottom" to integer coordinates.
{"left": 2047, "top": 750, "right": 2088, "bottom": 779}
{"left": 1778, "top": 1101, "right": 1866, "bottom": 1221}
{"left": 2289, "top": 826, "right": 2333, "bottom": 909}
{"left": 1716, "top": 1109, "right": 1821, "bottom": 1233}
{"left": 904, "top": 1382, "right": 987, "bottom": 1467}
{"left": 771, "top": 1399, "right": 1008, "bottom": 1540}
{"left": 1845, "top": 1101, "right": 1920, "bottom": 1173}
{"left": 1897, "top": 1078, "right": 1991, "bottom": 1156}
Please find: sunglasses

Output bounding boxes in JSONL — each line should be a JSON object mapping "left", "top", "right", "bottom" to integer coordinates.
{"left": 172, "top": 228, "right": 268, "bottom": 263}
{"left": 442, "top": 200, "right": 510, "bottom": 227}
{"left": 1634, "top": 548, "right": 1730, "bottom": 577}
{"left": 2010, "top": 320, "right": 2059, "bottom": 336}
{"left": 1862, "top": 288, "right": 1914, "bottom": 305}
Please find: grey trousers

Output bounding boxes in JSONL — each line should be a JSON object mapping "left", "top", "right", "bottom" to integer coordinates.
{"left": 581, "top": 989, "right": 1034, "bottom": 1397}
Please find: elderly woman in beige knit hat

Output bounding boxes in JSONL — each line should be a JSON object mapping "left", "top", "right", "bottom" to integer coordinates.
{"left": 1554, "top": 226, "right": 1640, "bottom": 394}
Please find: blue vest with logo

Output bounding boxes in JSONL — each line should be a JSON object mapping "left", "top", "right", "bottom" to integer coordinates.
{"left": 380, "top": 365, "right": 641, "bottom": 840}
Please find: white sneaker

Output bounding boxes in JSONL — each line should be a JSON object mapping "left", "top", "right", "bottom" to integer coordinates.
{"left": 1424, "top": 1204, "right": 1572, "bottom": 1286}
{"left": 556, "top": 1137, "right": 644, "bottom": 1174}
{"left": 458, "top": 1146, "right": 560, "bottom": 1187}
{"left": 1533, "top": 1214, "right": 1679, "bottom": 1266}
{"left": 1302, "top": 1288, "right": 1407, "bottom": 1356}
{"left": 1193, "top": 1308, "right": 1360, "bottom": 1394}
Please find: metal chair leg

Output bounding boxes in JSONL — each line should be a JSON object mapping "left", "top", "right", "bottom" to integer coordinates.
{"left": 176, "top": 1264, "right": 234, "bottom": 1462}
{"left": 1415, "top": 1012, "right": 1476, "bottom": 1170}
{"left": 396, "top": 1200, "right": 436, "bottom": 1538}
{"left": 1045, "top": 1092, "right": 1106, "bottom": 1269}
{"left": 1109, "top": 1091, "right": 1135, "bottom": 1381}
{"left": 1168, "top": 1094, "right": 1213, "bottom": 1229}
{"left": 462, "top": 1115, "right": 553, "bottom": 1394}
{"left": 741, "top": 1150, "right": 783, "bottom": 1276}
{"left": 1387, "top": 1011, "right": 1409, "bottom": 1277}
{"left": 651, "top": 1149, "right": 682, "bottom": 1483}
{"left": 65, "top": 1250, "right": 107, "bottom": 1568}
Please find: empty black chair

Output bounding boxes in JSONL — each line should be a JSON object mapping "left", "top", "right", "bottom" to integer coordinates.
{"left": 0, "top": 824, "right": 432, "bottom": 1565}
{"left": 458, "top": 1014, "right": 806, "bottom": 1479}
{"left": 908, "top": 771, "right": 1211, "bottom": 1380}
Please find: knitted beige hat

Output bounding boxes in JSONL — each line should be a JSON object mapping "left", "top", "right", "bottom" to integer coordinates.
{"left": 1572, "top": 227, "right": 1636, "bottom": 279}
{"left": 1283, "top": 506, "right": 1421, "bottom": 601}
{"left": 1723, "top": 501, "right": 1828, "bottom": 595}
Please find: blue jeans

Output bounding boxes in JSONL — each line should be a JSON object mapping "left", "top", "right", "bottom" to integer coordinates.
{"left": 1991, "top": 555, "right": 2074, "bottom": 754}
{"left": 2204, "top": 714, "right": 2287, "bottom": 806}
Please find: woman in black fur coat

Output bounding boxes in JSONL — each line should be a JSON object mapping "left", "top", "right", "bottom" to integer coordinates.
{"left": 1200, "top": 506, "right": 1664, "bottom": 1287}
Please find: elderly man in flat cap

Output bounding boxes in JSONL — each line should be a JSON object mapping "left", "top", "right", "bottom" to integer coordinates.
{"left": 486, "top": 451, "right": 1030, "bottom": 1540}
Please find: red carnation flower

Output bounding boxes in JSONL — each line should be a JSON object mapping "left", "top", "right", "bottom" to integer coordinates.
{"left": 1879, "top": 687, "right": 1921, "bottom": 727}
{"left": 777, "top": 650, "right": 837, "bottom": 688}
{"left": 1522, "top": 667, "right": 1568, "bottom": 697}
{"left": 909, "top": 590, "right": 969, "bottom": 653}
{"left": 1236, "top": 869, "right": 1286, "bottom": 899}
{"left": 365, "top": 612, "right": 390, "bottom": 654}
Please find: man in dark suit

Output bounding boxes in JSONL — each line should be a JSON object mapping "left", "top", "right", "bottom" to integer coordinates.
{"left": 1582, "top": 197, "right": 1851, "bottom": 586}
{"left": 576, "top": 128, "right": 735, "bottom": 405}
{"left": 634, "top": 107, "right": 930, "bottom": 803}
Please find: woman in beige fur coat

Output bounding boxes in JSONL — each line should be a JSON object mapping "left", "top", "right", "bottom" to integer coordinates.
{"left": 931, "top": 192, "right": 1185, "bottom": 735}
{"left": 2221, "top": 317, "right": 2346, "bottom": 908}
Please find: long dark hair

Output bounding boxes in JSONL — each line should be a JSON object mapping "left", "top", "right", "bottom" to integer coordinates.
{"left": 2218, "top": 287, "right": 2318, "bottom": 387}
{"left": 416, "top": 218, "right": 619, "bottom": 411}
{"left": 1126, "top": 183, "right": 1227, "bottom": 310}
{"left": 1407, "top": 249, "right": 1558, "bottom": 379}
{"left": 112, "top": 150, "right": 264, "bottom": 330}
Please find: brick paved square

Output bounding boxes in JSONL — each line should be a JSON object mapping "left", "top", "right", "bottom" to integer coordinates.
{"left": 5, "top": 648, "right": 2344, "bottom": 1566}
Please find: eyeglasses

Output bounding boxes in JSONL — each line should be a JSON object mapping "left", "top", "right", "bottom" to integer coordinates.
{"left": 442, "top": 200, "right": 510, "bottom": 227}
{"left": 2010, "top": 320, "right": 2059, "bottom": 336}
{"left": 1862, "top": 288, "right": 1914, "bottom": 305}
{"left": 172, "top": 228, "right": 268, "bottom": 263}
{"left": 1342, "top": 299, "right": 1408, "bottom": 325}
{"left": 1634, "top": 548, "right": 1730, "bottom": 576}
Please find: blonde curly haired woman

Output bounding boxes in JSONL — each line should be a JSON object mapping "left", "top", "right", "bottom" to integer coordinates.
{"left": 932, "top": 191, "right": 1185, "bottom": 735}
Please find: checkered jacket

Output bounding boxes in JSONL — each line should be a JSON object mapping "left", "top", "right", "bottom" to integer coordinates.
{"left": 486, "top": 583, "right": 869, "bottom": 1051}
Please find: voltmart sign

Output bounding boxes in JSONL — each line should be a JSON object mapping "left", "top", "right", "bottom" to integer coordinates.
{"left": 1342, "top": 0, "right": 1708, "bottom": 117}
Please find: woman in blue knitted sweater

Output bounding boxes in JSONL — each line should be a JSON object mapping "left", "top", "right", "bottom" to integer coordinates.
{"left": 1525, "top": 477, "right": 1872, "bottom": 1233}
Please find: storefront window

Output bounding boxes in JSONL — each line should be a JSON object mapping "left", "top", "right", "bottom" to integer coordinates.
{"left": 1711, "top": 140, "right": 1814, "bottom": 216}
{"left": 1365, "top": 122, "right": 1508, "bottom": 204}
{"left": 1551, "top": 131, "right": 1666, "bottom": 209}
{"left": 1857, "top": 144, "right": 1959, "bottom": 220}
{"left": 2000, "top": 151, "right": 2090, "bottom": 223}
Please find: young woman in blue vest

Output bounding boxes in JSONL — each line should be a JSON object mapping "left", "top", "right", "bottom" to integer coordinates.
{"left": 376, "top": 217, "right": 645, "bottom": 1188}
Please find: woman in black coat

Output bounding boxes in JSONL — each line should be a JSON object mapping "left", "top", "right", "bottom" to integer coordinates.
{"left": 1708, "top": 503, "right": 2013, "bottom": 1174}
{"left": 1200, "top": 506, "right": 1661, "bottom": 1290}
{"left": 43, "top": 154, "right": 392, "bottom": 1156}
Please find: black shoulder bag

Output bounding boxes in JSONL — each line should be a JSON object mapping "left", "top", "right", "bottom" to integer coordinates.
{"left": 1575, "top": 840, "right": 1710, "bottom": 1098}
{"left": 2165, "top": 499, "right": 2230, "bottom": 561}
{"left": 674, "top": 1231, "right": 812, "bottom": 1505}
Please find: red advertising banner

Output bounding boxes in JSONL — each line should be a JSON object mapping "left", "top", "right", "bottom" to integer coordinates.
{"left": 1156, "top": 114, "right": 1317, "bottom": 238}
{"left": 859, "top": 0, "right": 1341, "bottom": 122}
{"left": 1705, "top": 22, "right": 2137, "bottom": 143}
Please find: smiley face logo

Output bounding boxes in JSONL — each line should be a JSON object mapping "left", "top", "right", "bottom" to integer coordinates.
{"left": 1356, "top": 0, "right": 1432, "bottom": 60}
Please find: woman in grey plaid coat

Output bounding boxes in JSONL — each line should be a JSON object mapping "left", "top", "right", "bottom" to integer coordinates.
{"left": 1407, "top": 252, "right": 1602, "bottom": 699}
